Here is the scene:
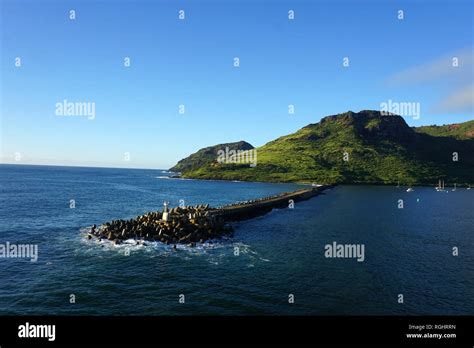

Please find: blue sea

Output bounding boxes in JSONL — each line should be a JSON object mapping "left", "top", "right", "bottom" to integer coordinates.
{"left": 0, "top": 164, "right": 473, "bottom": 315}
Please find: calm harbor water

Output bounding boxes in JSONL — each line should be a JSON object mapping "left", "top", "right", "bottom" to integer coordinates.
{"left": 0, "top": 164, "right": 473, "bottom": 315}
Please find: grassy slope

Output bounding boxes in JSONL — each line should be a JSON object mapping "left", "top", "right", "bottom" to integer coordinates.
{"left": 170, "top": 141, "right": 253, "bottom": 172}
{"left": 176, "top": 111, "right": 474, "bottom": 185}
{"left": 413, "top": 120, "right": 474, "bottom": 140}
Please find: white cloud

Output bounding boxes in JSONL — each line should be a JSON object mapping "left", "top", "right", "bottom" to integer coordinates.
{"left": 435, "top": 84, "right": 474, "bottom": 113}
{"left": 386, "top": 47, "right": 474, "bottom": 115}
{"left": 387, "top": 47, "right": 473, "bottom": 86}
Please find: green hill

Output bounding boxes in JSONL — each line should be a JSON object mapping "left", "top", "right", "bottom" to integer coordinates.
{"left": 171, "top": 111, "right": 474, "bottom": 185}
{"left": 170, "top": 140, "right": 254, "bottom": 173}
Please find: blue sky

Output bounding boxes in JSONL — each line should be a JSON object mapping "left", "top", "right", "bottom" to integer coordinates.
{"left": 1, "top": 0, "right": 473, "bottom": 169}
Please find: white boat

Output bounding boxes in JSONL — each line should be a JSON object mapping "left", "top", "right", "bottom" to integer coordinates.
{"left": 436, "top": 179, "right": 445, "bottom": 192}
{"left": 406, "top": 187, "right": 414, "bottom": 192}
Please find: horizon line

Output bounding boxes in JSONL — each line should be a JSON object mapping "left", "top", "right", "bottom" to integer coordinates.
{"left": 0, "top": 162, "right": 168, "bottom": 171}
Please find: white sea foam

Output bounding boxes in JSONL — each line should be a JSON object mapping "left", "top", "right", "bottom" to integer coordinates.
{"left": 79, "top": 230, "right": 271, "bottom": 264}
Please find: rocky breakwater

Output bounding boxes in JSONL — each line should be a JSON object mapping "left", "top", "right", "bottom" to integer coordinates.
{"left": 89, "top": 205, "right": 233, "bottom": 246}
{"left": 87, "top": 185, "right": 331, "bottom": 246}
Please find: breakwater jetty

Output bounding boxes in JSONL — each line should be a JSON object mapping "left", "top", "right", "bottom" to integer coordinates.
{"left": 88, "top": 185, "right": 331, "bottom": 245}
{"left": 209, "top": 185, "right": 330, "bottom": 221}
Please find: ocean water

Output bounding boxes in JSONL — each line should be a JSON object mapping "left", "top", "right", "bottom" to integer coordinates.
{"left": 0, "top": 164, "right": 473, "bottom": 315}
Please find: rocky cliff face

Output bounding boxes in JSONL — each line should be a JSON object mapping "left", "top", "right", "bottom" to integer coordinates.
{"left": 316, "top": 110, "right": 415, "bottom": 141}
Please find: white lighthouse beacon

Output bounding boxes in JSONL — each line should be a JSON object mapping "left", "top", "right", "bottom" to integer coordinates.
{"left": 162, "top": 201, "right": 169, "bottom": 222}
